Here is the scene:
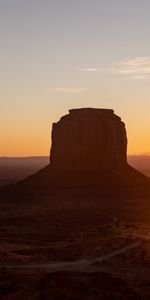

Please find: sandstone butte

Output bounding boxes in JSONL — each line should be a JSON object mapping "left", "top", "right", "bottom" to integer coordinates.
{"left": 2, "top": 108, "right": 150, "bottom": 197}
{"left": 50, "top": 108, "right": 127, "bottom": 171}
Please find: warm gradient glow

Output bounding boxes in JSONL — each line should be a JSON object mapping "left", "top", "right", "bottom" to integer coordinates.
{"left": 1, "top": 1, "right": 150, "bottom": 156}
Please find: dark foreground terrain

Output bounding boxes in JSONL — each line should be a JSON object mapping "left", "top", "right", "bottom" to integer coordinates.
{"left": 0, "top": 187, "right": 150, "bottom": 299}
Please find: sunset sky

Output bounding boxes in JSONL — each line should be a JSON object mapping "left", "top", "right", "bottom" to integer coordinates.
{"left": 1, "top": 0, "right": 150, "bottom": 156}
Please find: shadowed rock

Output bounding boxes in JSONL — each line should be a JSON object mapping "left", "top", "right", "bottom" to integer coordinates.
{"left": 50, "top": 108, "right": 127, "bottom": 171}
{"left": 33, "top": 107, "right": 148, "bottom": 194}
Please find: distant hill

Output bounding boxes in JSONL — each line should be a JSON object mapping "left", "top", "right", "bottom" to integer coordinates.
{"left": 0, "top": 156, "right": 49, "bottom": 167}
{"left": 0, "top": 156, "right": 49, "bottom": 187}
{"left": 0, "top": 155, "right": 150, "bottom": 187}
{"left": 128, "top": 155, "right": 150, "bottom": 177}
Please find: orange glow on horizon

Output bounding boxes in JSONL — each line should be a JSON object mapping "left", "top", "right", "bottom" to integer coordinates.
{"left": 1, "top": 109, "right": 150, "bottom": 157}
{"left": 1, "top": 134, "right": 150, "bottom": 157}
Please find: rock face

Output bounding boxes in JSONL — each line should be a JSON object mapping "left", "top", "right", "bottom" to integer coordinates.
{"left": 50, "top": 108, "right": 127, "bottom": 171}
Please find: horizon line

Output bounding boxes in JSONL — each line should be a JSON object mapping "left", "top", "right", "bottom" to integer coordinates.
{"left": 1, "top": 154, "right": 150, "bottom": 158}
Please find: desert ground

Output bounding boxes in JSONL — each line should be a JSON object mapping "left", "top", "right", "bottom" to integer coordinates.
{"left": 0, "top": 186, "right": 150, "bottom": 299}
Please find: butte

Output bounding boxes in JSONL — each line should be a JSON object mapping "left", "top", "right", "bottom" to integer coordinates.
{"left": 2, "top": 108, "right": 150, "bottom": 197}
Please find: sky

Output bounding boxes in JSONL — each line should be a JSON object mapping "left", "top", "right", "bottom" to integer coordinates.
{"left": 1, "top": 0, "right": 150, "bottom": 156}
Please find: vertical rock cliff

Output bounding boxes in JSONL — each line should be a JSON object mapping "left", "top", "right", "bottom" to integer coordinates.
{"left": 50, "top": 108, "right": 127, "bottom": 171}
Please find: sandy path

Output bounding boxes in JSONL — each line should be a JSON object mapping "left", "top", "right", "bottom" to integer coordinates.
{"left": 0, "top": 240, "right": 141, "bottom": 272}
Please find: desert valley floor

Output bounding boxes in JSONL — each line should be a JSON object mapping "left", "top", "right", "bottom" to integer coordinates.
{"left": 0, "top": 187, "right": 150, "bottom": 299}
